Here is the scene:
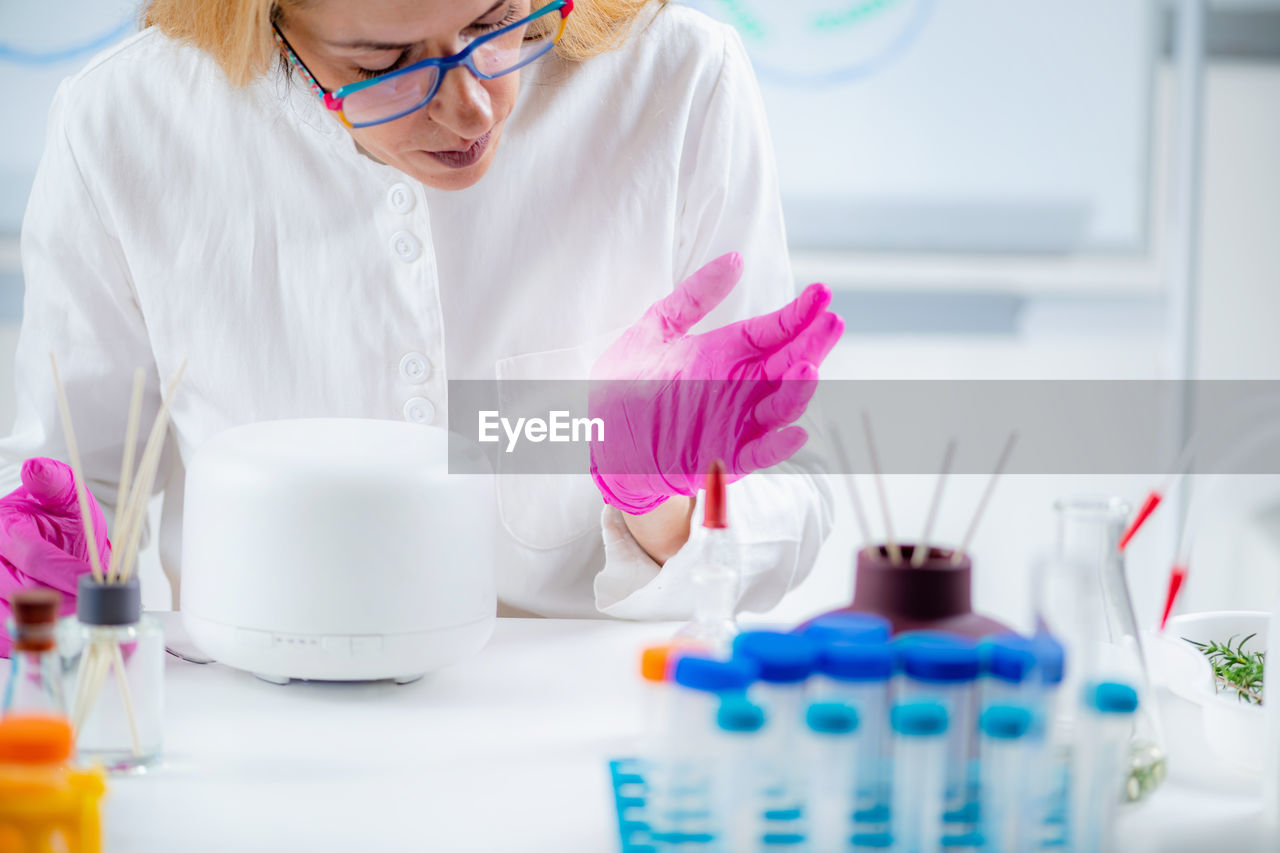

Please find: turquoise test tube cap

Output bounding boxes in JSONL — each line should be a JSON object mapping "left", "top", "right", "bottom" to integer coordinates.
{"left": 979, "top": 704, "right": 1034, "bottom": 739}
{"left": 1088, "top": 681, "right": 1139, "bottom": 714}
{"left": 891, "top": 701, "right": 949, "bottom": 737}
{"left": 806, "top": 701, "right": 860, "bottom": 735}
{"left": 717, "top": 696, "right": 767, "bottom": 733}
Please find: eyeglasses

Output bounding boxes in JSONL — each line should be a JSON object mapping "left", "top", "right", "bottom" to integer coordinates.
{"left": 273, "top": 0, "right": 573, "bottom": 129}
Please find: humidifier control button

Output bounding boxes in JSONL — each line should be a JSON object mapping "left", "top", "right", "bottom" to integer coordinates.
{"left": 321, "top": 636, "right": 352, "bottom": 656}
{"left": 351, "top": 635, "right": 384, "bottom": 655}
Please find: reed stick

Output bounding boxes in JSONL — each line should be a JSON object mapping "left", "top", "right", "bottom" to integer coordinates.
{"left": 107, "top": 369, "right": 145, "bottom": 582}
{"left": 861, "top": 412, "right": 902, "bottom": 564}
{"left": 913, "top": 439, "right": 957, "bottom": 568}
{"left": 110, "top": 641, "right": 144, "bottom": 756}
{"left": 49, "top": 354, "right": 105, "bottom": 583}
{"left": 827, "top": 425, "right": 873, "bottom": 545}
{"left": 118, "top": 360, "right": 187, "bottom": 584}
{"left": 953, "top": 431, "right": 1018, "bottom": 564}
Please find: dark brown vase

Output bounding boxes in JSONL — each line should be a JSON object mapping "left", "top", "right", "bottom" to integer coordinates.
{"left": 830, "top": 543, "right": 1012, "bottom": 638}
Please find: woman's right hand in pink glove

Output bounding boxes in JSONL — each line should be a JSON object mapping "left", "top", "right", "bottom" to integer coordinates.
{"left": 0, "top": 458, "right": 111, "bottom": 657}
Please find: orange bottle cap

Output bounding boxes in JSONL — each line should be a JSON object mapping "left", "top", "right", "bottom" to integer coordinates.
{"left": 0, "top": 714, "right": 74, "bottom": 764}
{"left": 640, "top": 645, "right": 672, "bottom": 682}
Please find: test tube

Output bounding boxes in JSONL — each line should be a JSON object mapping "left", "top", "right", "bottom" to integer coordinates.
{"left": 812, "top": 640, "right": 894, "bottom": 838}
{"left": 654, "top": 656, "right": 758, "bottom": 847}
{"left": 715, "top": 695, "right": 768, "bottom": 853}
{"left": 978, "top": 704, "right": 1034, "bottom": 853}
{"left": 1029, "top": 633, "right": 1069, "bottom": 847}
{"left": 889, "top": 700, "right": 949, "bottom": 853}
{"left": 1071, "top": 681, "right": 1140, "bottom": 853}
{"left": 731, "top": 631, "right": 821, "bottom": 842}
{"left": 892, "top": 633, "right": 981, "bottom": 832}
{"left": 804, "top": 701, "right": 859, "bottom": 853}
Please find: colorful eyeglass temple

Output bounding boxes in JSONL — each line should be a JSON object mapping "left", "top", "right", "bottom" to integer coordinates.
{"left": 273, "top": 0, "right": 574, "bottom": 116}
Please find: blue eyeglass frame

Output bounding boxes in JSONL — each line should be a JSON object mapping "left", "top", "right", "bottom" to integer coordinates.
{"left": 274, "top": 0, "right": 573, "bottom": 129}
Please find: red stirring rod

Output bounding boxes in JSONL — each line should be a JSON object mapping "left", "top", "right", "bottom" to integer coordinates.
{"left": 703, "top": 459, "right": 727, "bottom": 529}
{"left": 1158, "top": 563, "right": 1188, "bottom": 631}
{"left": 1119, "top": 491, "right": 1162, "bottom": 551}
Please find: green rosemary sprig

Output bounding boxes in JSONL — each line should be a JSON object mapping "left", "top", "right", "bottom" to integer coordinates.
{"left": 1184, "top": 633, "right": 1264, "bottom": 705}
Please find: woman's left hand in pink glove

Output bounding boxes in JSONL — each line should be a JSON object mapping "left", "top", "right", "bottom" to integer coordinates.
{"left": 0, "top": 458, "right": 111, "bottom": 657}
{"left": 589, "top": 252, "right": 844, "bottom": 514}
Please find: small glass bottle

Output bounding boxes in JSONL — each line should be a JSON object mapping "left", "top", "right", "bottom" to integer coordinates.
{"left": 69, "top": 575, "right": 164, "bottom": 772}
{"left": 675, "top": 460, "right": 741, "bottom": 657}
{"left": 3, "top": 588, "right": 66, "bottom": 717}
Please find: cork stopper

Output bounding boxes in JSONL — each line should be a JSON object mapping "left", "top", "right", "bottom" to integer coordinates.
{"left": 10, "top": 588, "right": 61, "bottom": 653}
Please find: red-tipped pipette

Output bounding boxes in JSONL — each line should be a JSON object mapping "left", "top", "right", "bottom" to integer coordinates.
{"left": 1117, "top": 439, "right": 1197, "bottom": 552}
{"left": 1158, "top": 563, "right": 1189, "bottom": 631}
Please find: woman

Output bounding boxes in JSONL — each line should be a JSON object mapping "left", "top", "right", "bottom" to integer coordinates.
{"left": 0, "top": 0, "right": 842, "bottom": 648}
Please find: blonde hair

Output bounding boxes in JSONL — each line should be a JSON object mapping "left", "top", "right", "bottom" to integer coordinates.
{"left": 142, "top": 0, "right": 660, "bottom": 87}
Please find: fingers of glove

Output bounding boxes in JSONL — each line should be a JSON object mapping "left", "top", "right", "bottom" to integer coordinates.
{"left": 736, "top": 282, "right": 832, "bottom": 354}
{"left": 645, "top": 252, "right": 743, "bottom": 341}
{"left": 0, "top": 534, "right": 91, "bottom": 595}
{"left": 20, "top": 458, "right": 77, "bottom": 510}
{"left": 763, "top": 311, "right": 844, "bottom": 378}
{"left": 752, "top": 362, "right": 820, "bottom": 431}
{"left": 735, "top": 424, "right": 809, "bottom": 474}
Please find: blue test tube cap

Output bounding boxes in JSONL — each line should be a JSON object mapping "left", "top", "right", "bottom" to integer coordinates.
{"left": 732, "top": 631, "right": 820, "bottom": 684}
{"left": 1088, "top": 681, "right": 1139, "bottom": 714}
{"left": 717, "top": 695, "right": 767, "bottom": 733}
{"left": 893, "top": 631, "right": 981, "bottom": 683}
{"left": 890, "top": 700, "right": 949, "bottom": 737}
{"left": 806, "top": 701, "right": 860, "bottom": 735}
{"left": 672, "top": 655, "right": 758, "bottom": 694}
{"left": 796, "top": 611, "right": 892, "bottom": 647}
{"left": 980, "top": 633, "right": 1037, "bottom": 684}
{"left": 979, "top": 704, "right": 1034, "bottom": 739}
{"left": 818, "top": 640, "right": 894, "bottom": 682}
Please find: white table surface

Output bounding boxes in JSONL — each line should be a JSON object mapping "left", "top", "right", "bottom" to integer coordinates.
{"left": 88, "top": 614, "right": 1273, "bottom": 852}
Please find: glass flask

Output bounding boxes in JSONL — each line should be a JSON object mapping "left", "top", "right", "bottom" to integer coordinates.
{"left": 3, "top": 589, "right": 66, "bottom": 717}
{"left": 68, "top": 576, "right": 164, "bottom": 773}
{"left": 1036, "top": 496, "right": 1166, "bottom": 802}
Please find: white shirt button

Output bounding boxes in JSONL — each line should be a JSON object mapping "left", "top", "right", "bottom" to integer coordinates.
{"left": 390, "top": 231, "right": 421, "bottom": 262}
{"left": 387, "top": 183, "right": 415, "bottom": 213}
{"left": 399, "top": 352, "right": 431, "bottom": 384}
{"left": 403, "top": 396, "right": 435, "bottom": 424}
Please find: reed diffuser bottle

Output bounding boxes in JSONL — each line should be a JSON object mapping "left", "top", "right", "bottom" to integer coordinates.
{"left": 70, "top": 575, "right": 164, "bottom": 772}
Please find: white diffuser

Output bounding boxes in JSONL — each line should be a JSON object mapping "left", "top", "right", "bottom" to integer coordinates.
{"left": 181, "top": 418, "right": 496, "bottom": 684}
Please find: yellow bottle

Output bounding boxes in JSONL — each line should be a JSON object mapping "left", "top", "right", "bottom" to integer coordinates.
{"left": 0, "top": 715, "right": 106, "bottom": 853}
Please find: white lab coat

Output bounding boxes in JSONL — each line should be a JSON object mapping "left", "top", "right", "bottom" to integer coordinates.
{"left": 1, "top": 4, "right": 834, "bottom": 619}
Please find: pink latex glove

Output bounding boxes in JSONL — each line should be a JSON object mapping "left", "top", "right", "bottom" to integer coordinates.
{"left": 0, "top": 458, "right": 111, "bottom": 657}
{"left": 589, "top": 252, "right": 844, "bottom": 514}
